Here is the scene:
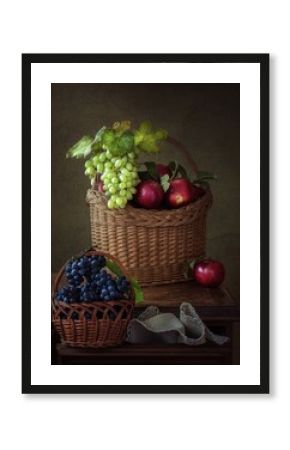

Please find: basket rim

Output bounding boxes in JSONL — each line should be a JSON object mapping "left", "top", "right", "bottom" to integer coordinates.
{"left": 55, "top": 298, "right": 134, "bottom": 307}
{"left": 86, "top": 187, "right": 212, "bottom": 218}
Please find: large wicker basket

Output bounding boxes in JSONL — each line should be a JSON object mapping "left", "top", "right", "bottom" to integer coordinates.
{"left": 86, "top": 137, "right": 212, "bottom": 286}
{"left": 52, "top": 249, "right": 135, "bottom": 348}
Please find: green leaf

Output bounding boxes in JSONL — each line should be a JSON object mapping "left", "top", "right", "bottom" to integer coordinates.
{"left": 139, "top": 137, "right": 159, "bottom": 153}
{"left": 106, "top": 259, "right": 123, "bottom": 277}
{"left": 138, "top": 170, "right": 152, "bottom": 181}
{"left": 189, "top": 259, "right": 196, "bottom": 270}
{"left": 144, "top": 161, "right": 159, "bottom": 180}
{"left": 196, "top": 170, "right": 216, "bottom": 178}
{"left": 130, "top": 278, "right": 144, "bottom": 304}
{"left": 110, "top": 142, "right": 122, "bottom": 156}
{"left": 94, "top": 126, "right": 106, "bottom": 144}
{"left": 106, "top": 261, "right": 143, "bottom": 303}
{"left": 177, "top": 163, "right": 188, "bottom": 179}
{"left": 134, "top": 130, "right": 144, "bottom": 146}
{"left": 183, "top": 260, "right": 195, "bottom": 279}
{"left": 154, "top": 128, "right": 168, "bottom": 141}
{"left": 133, "top": 122, "right": 168, "bottom": 153}
{"left": 91, "top": 141, "right": 102, "bottom": 152}
{"left": 194, "top": 170, "right": 217, "bottom": 183}
{"left": 102, "top": 129, "right": 116, "bottom": 150}
{"left": 168, "top": 161, "right": 176, "bottom": 171}
{"left": 102, "top": 129, "right": 135, "bottom": 156}
{"left": 168, "top": 160, "right": 178, "bottom": 179}
{"left": 66, "top": 135, "right": 94, "bottom": 159}
{"left": 118, "top": 131, "right": 134, "bottom": 153}
{"left": 160, "top": 174, "right": 170, "bottom": 192}
{"left": 168, "top": 160, "right": 177, "bottom": 171}
{"left": 167, "top": 161, "right": 189, "bottom": 180}
{"left": 139, "top": 120, "right": 152, "bottom": 134}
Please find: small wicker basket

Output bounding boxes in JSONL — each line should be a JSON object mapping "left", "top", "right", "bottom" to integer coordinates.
{"left": 52, "top": 249, "right": 135, "bottom": 348}
{"left": 86, "top": 137, "right": 213, "bottom": 286}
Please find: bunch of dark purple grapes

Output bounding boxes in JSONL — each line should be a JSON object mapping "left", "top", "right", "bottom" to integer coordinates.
{"left": 65, "top": 255, "right": 106, "bottom": 285}
{"left": 55, "top": 254, "right": 130, "bottom": 305}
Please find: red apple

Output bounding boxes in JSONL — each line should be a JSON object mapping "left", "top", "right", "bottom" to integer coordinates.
{"left": 156, "top": 163, "right": 171, "bottom": 178}
{"left": 165, "top": 178, "right": 201, "bottom": 208}
{"left": 193, "top": 259, "right": 225, "bottom": 288}
{"left": 134, "top": 180, "right": 164, "bottom": 209}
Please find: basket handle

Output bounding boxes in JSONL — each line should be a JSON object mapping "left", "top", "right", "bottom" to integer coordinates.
{"left": 166, "top": 136, "right": 198, "bottom": 177}
{"left": 52, "top": 247, "right": 135, "bottom": 309}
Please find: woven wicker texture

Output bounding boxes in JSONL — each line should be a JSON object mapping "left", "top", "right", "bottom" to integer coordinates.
{"left": 52, "top": 249, "right": 135, "bottom": 348}
{"left": 86, "top": 137, "right": 213, "bottom": 285}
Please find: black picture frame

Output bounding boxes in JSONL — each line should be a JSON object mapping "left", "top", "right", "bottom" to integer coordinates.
{"left": 22, "top": 53, "right": 269, "bottom": 394}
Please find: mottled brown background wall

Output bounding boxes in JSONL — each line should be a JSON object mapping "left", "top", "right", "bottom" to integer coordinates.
{"left": 52, "top": 83, "right": 240, "bottom": 300}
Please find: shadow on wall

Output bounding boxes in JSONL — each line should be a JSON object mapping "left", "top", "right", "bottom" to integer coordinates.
{"left": 51, "top": 83, "right": 240, "bottom": 301}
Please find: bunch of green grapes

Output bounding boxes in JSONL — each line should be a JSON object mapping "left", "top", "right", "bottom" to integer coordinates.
{"left": 85, "top": 149, "right": 139, "bottom": 209}
{"left": 67, "top": 120, "right": 168, "bottom": 210}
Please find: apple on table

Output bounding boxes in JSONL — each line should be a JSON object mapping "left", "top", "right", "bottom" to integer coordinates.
{"left": 193, "top": 259, "right": 225, "bottom": 288}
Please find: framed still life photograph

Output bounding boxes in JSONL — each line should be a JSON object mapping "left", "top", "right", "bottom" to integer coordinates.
{"left": 22, "top": 53, "right": 269, "bottom": 394}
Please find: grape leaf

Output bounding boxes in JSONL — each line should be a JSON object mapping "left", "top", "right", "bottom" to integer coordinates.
{"left": 112, "top": 120, "right": 131, "bottom": 135}
{"left": 106, "top": 261, "right": 143, "bottom": 304}
{"left": 66, "top": 135, "right": 94, "bottom": 159}
{"left": 102, "top": 129, "right": 135, "bottom": 156}
{"left": 133, "top": 130, "right": 144, "bottom": 146}
{"left": 138, "top": 137, "right": 159, "bottom": 153}
{"left": 133, "top": 121, "right": 168, "bottom": 153}
{"left": 154, "top": 128, "right": 168, "bottom": 140}
{"left": 91, "top": 141, "right": 102, "bottom": 152}
{"left": 102, "top": 129, "right": 116, "bottom": 149}
{"left": 130, "top": 278, "right": 144, "bottom": 303}
{"left": 139, "top": 120, "right": 152, "bottom": 134}
{"left": 160, "top": 174, "right": 170, "bottom": 192}
{"left": 118, "top": 131, "right": 134, "bottom": 153}
{"left": 106, "top": 260, "right": 123, "bottom": 277}
{"left": 94, "top": 126, "right": 106, "bottom": 143}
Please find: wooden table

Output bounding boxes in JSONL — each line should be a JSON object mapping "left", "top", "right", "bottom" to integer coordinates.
{"left": 52, "top": 277, "right": 239, "bottom": 365}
